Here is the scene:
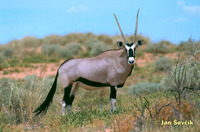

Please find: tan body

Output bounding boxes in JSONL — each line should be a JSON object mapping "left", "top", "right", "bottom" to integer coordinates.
{"left": 58, "top": 48, "right": 133, "bottom": 90}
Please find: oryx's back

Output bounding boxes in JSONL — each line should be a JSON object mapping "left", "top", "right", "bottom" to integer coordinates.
{"left": 58, "top": 49, "right": 131, "bottom": 85}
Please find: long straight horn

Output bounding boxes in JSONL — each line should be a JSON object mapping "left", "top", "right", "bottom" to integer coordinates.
{"left": 132, "top": 9, "right": 139, "bottom": 43}
{"left": 113, "top": 13, "right": 128, "bottom": 44}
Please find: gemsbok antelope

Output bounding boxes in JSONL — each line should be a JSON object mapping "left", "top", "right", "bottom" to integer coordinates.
{"left": 34, "top": 9, "right": 143, "bottom": 116}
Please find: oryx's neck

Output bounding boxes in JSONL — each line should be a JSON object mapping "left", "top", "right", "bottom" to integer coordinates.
{"left": 93, "top": 48, "right": 133, "bottom": 75}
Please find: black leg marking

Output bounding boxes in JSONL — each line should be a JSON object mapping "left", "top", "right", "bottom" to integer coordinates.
{"left": 117, "top": 84, "right": 125, "bottom": 88}
{"left": 69, "top": 95, "right": 75, "bottom": 105}
{"left": 63, "top": 84, "right": 75, "bottom": 105}
{"left": 110, "top": 86, "right": 117, "bottom": 100}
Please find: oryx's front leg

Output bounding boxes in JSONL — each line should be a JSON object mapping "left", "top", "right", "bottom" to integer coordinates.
{"left": 110, "top": 86, "right": 117, "bottom": 113}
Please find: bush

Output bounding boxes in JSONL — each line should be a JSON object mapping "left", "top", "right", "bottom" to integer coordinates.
{"left": 3, "top": 40, "right": 21, "bottom": 54}
{"left": 162, "top": 57, "right": 200, "bottom": 92}
{"left": 61, "top": 43, "right": 82, "bottom": 58}
{"left": 129, "top": 82, "right": 162, "bottom": 94}
{"left": 179, "top": 38, "right": 200, "bottom": 55}
{"left": 19, "top": 36, "right": 41, "bottom": 48}
{"left": 63, "top": 33, "right": 88, "bottom": 44}
{"left": 23, "top": 54, "right": 48, "bottom": 63}
{"left": 162, "top": 41, "right": 200, "bottom": 107}
{"left": 42, "top": 34, "right": 64, "bottom": 45}
{"left": 97, "top": 34, "right": 113, "bottom": 45}
{"left": 127, "top": 34, "right": 151, "bottom": 45}
{"left": 84, "top": 38, "right": 110, "bottom": 56}
{"left": 41, "top": 44, "right": 61, "bottom": 57}
{"left": 154, "top": 57, "right": 173, "bottom": 71}
{"left": 145, "top": 43, "right": 168, "bottom": 53}
{"left": 145, "top": 40, "right": 176, "bottom": 53}
{"left": 0, "top": 46, "right": 15, "bottom": 58}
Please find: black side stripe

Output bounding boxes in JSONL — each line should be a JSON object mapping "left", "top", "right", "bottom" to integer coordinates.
{"left": 76, "top": 77, "right": 110, "bottom": 87}
{"left": 76, "top": 77, "right": 125, "bottom": 88}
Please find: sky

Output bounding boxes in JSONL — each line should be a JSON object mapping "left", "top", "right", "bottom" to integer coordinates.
{"left": 0, "top": 0, "right": 200, "bottom": 44}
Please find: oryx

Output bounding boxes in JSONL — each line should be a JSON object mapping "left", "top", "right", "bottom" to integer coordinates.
{"left": 34, "top": 9, "right": 143, "bottom": 116}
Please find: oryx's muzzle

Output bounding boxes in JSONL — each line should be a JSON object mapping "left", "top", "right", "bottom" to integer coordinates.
{"left": 128, "top": 57, "right": 135, "bottom": 64}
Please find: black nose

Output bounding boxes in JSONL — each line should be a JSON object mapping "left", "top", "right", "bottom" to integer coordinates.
{"left": 128, "top": 60, "right": 134, "bottom": 64}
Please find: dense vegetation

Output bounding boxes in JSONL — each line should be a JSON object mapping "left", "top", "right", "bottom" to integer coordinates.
{"left": 0, "top": 33, "right": 199, "bottom": 131}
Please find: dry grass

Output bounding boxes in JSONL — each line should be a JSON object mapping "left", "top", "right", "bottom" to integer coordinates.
{"left": 112, "top": 114, "right": 136, "bottom": 132}
{"left": 154, "top": 99, "right": 197, "bottom": 121}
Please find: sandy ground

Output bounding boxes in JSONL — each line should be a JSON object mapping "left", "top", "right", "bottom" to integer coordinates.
{"left": 0, "top": 52, "right": 178, "bottom": 79}
{"left": 0, "top": 63, "right": 58, "bottom": 79}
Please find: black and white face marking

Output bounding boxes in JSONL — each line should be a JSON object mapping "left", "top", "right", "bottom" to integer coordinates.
{"left": 125, "top": 43, "right": 136, "bottom": 65}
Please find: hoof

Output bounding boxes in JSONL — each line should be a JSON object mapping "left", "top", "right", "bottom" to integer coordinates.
{"left": 110, "top": 110, "right": 116, "bottom": 115}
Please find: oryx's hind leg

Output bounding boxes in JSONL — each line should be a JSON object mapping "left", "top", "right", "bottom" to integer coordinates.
{"left": 110, "top": 86, "right": 117, "bottom": 113}
{"left": 71, "top": 82, "right": 79, "bottom": 97}
{"left": 59, "top": 70, "right": 73, "bottom": 115}
{"left": 62, "top": 82, "right": 79, "bottom": 115}
{"left": 62, "top": 84, "right": 73, "bottom": 115}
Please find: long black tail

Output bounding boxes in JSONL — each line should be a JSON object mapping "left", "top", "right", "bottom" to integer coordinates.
{"left": 34, "top": 71, "right": 59, "bottom": 116}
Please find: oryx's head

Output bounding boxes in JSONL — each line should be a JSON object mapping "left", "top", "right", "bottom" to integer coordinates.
{"left": 114, "top": 9, "right": 143, "bottom": 65}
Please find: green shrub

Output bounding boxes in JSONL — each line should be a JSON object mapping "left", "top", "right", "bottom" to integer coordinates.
{"left": 41, "top": 44, "right": 61, "bottom": 57}
{"left": 135, "top": 49, "right": 144, "bottom": 57}
{"left": 84, "top": 38, "right": 110, "bottom": 56}
{"left": 179, "top": 38, "right": 200, "bottom": 55}
{"left": 19, "top": 36, "right": 41, "bottom": 48}
{"left": 42, "top": 34, "right": 64, "bottom": 45}
{"left": 61, "top": 43, "right": 82, "bottom": 58}
{"left": 145, "top": 40, "right": 176, "bottom": 53}
{"left": 145, "top": 43, "right": 168, "bottom": 53}
{"left": 129, "top": 82, "right": 162, "bottom": 94}
{"left": 97, "top": 34, "right": 113, "bottom": 45}
{"left": 23, "top": 54, "right": 48, "bottom": 63}
{"left": 162, "top": 57, "right": 200, "bottom": 91}
{"left": 63, "top": 33, "right": 88, "bottom": 44}
{"left": 90, "top": 43, "right": 110, "bottom": 56}
{"left": 0, "top": 46, "right": 15, "bottom": 58}
{"left": 3, "top": 40, "right": 21, "bottom": 55}
{"left": 0, "top": 58, "right": 32, "bottom": 68}
{"left": 154, "top": 57, "right": 173, "bottom": 71}
{"left": 127, "top": 34, "right": 151, "bottom": 45}
{"left": 162, "top": 42, "right": 200, "bottom": 106}
{"left": 0, "top": 65, "right": 3, "bottom": 71}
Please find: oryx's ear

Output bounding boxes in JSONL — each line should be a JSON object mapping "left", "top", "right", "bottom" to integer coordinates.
{"left": 117, "top": 41, "right": 123, "bottom": 48}
{"left": 137, "top": 39, "right": 143, "bottom": 46}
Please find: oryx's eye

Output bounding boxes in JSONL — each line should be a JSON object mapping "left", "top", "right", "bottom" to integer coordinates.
{"left": 117, "top": 41, "right": 123, "bottom": 47}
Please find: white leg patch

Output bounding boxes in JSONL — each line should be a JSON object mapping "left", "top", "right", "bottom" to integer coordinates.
{"left": 110, "top": 98, "right": 116, "bottom": 112}
{"left": 62, "top": 101, "right": 66, "bottom": 115}
{"left": 115, "top": 86, "right": 118, "bottom": 91}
